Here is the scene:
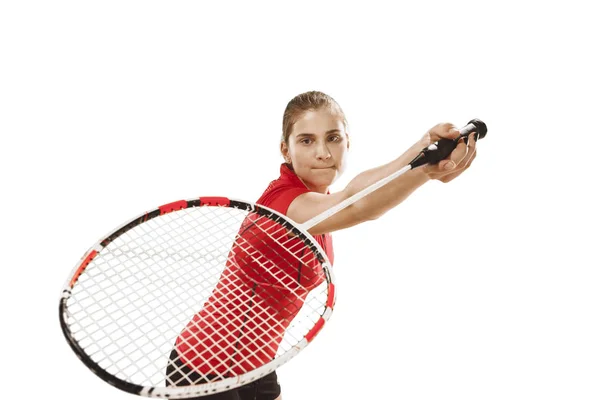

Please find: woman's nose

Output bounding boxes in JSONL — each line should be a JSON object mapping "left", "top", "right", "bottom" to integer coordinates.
{"left": 315, "top": 143, "right": 331, "bottom": 160}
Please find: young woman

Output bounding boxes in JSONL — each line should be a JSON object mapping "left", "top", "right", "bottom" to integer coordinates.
{"left": 168, "top": 91, "right": 478, "bottom": 400}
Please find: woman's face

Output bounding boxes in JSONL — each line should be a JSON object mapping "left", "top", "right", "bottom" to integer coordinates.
{"left": 281, "top": 108, "right": 349, "bottom": 193}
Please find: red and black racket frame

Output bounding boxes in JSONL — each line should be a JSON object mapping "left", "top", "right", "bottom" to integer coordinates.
{"left": 59, "top": 196, "right": 336, "bottom": 398}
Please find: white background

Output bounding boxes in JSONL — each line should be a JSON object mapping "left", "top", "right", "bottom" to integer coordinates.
{"left": 1, "top": 1, "right": 599, "bottom": 399}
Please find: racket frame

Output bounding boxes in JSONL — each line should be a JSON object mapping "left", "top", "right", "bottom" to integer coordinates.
{"left": 59, "top": 196, "right": 335, "bottom": 398}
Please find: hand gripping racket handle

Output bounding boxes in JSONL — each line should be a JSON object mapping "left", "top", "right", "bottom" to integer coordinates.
{"left": 300, "top": 119, "right": 487, "bottom": 231}
{"left": 408, "top": 118, "right": 488, "bottom": 169}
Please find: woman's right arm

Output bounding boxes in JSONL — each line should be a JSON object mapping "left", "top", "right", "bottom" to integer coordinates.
{"left": 287, "top": 123, "right": 477, "bottom": 235}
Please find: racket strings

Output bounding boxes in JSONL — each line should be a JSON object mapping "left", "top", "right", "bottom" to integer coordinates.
{"left": 223, "top": 217, "right": 326, "bottom": 334}
{"left": 175, "top": 284, "right": 292, "bottom": 376}
{"left": 171, "top": 222, "right": 320, "bottom": 378}
{"left": 65, "top": 206, "right": 329, "bottom": 389}
{"left": 236, "top": 215, "right": 325, "bottom": 289}
{"left": 174, "top": 289, "right": 281, "bottom": 374}
{"left": 172, "top": 211, "right": 323, "bottom": 380}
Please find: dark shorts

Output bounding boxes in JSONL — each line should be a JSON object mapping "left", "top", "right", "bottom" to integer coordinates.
{"left": 166, "top": 350, "right": 281, "bottom": 400}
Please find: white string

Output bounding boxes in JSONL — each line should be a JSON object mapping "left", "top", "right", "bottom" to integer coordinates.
{"left": 65, "top": 205, "right": 329, "bottom": 389}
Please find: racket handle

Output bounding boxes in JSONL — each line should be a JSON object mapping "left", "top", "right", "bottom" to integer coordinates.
{"left": 409, "top": 119, "right": 487, "bottom": 169}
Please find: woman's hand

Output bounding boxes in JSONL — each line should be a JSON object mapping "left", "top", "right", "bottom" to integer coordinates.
{"left": 418, "top": 122, "right": 478, "bottom": 183}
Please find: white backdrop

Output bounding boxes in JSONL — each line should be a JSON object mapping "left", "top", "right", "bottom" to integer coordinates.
{"left": 1, "top": 1, "right": 599, "bottom": 399}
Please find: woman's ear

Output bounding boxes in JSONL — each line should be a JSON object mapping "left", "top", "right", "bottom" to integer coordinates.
{"left": 280, "top": 142, "right": 291, "bottom": 163}
{"left": 346, "top": 133, "right": 350, "bottom": 150}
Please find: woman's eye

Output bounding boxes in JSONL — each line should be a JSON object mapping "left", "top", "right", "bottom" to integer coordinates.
{"left": 329, "top": 135, "right": 341, "bottom": 142}
{"left": 300, "top": 138, "right": 312, "bottom": 145}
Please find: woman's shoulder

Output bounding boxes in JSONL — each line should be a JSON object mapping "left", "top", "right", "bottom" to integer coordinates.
{"left": 257, "top": 180, "right": 309, "bottom": 215}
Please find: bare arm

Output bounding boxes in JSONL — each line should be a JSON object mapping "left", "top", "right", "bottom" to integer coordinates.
{"left": 287, "top": 123, "right": 477, "bottom": 235}
{"left": 288, "top": 140, "right": 428, "bottom": 235}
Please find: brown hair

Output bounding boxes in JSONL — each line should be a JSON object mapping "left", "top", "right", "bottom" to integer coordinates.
{"left": 281, "top": 91, "right": 348, "bottom": 145}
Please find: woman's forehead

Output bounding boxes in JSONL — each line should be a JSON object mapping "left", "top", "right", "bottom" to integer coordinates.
{"left": 292, "top": 109, "right": 345, "bottom": 135}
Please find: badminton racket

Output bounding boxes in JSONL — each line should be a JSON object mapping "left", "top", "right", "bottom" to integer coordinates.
{"left": 59, "top": 118, "right": 487, "bottom": 398}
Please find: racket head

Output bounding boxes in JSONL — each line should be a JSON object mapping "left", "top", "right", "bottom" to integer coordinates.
{"left": 59, "top": 196, "right": 335, "bottom": 398}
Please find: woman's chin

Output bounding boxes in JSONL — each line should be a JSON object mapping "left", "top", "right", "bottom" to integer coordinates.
{"left": 305, "top": 172, "right": 338, "bottom": 191}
